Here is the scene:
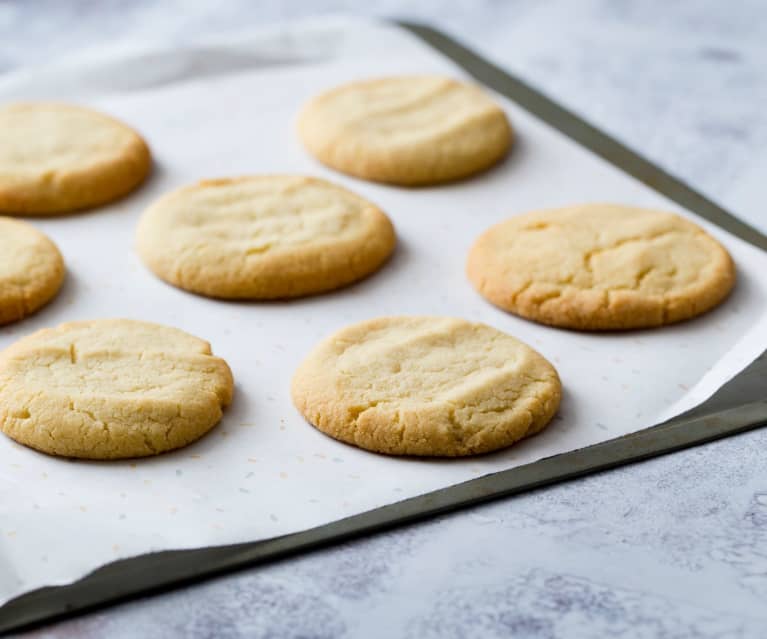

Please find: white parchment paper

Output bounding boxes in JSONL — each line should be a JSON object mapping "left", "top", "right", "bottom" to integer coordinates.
{"left": 1, "top": 18, "right": 767, "bottom": 604}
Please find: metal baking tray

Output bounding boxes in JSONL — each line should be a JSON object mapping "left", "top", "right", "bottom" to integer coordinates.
{"left": 2, "top": 20, "right": 766, "bottom": 635}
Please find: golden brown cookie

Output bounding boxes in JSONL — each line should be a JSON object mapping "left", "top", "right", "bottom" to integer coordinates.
{"left": 298, "top": 75, "right": 512, "bottom": 185}
{"left": 136, "top": 175, "right": 396, "bottom": 299}
{"left": 291, "top": 316, "right": 561, "bottom": 456}
{"left": 0, "top": 217, "right": 65, "bottom": 325}
{"left": 0, "top": 319, "right": 234, "bottom": 459}
{"left": 467, "top": 204, "right": 736, "bottom": 330}
{"left": 0, "top": 102, "right": 151, "bottom": 214}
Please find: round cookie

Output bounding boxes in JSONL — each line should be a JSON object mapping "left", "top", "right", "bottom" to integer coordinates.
{"left": 0, "top": 102, "right": 151, "bottom": 214}
{"left": 0, "top": 319, "right": 233, "bottom": 459}
{"left": 136, "top": 175, "right": 396, "bottom": 299}
{"left": 291, "top": 316, "right": 561, "bottom": 457}
{"left": 467, "top": 204, "right": 736, "bottom": 330}
{"left": 0, "top": 217, "right": 65, "bottom": 325}
{"left": 298, "top": 75, "right": 513, "bottom": 186}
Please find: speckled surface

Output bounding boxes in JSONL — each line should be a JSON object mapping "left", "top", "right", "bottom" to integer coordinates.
{"left": 4, "top": 1, "right": 767, "bottom": 637}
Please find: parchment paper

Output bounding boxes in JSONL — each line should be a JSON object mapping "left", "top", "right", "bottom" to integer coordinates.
{"left": 2, "top": 18, "right": 767, "bottom": 605}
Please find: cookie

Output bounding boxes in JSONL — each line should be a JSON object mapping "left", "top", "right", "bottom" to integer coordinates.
{"left": 467, "top": 204, "right": 736, "bottom": 330}
{"left": 0, "top": 102, "right": 151, "bottom": 214}
{"left": 136, "top": 175, "right": 396, "bottom": 299}
{"left": 298, "top": 75, "right": 512, "bottom": 186}
{"left": 0, "top": 319, "right": 233, "bottom": 459}
{"left": 0, "top": 217, "right": 65, "bottom": 325}
{"left": 291, "top": 316, "right": 561, "bottom": 457}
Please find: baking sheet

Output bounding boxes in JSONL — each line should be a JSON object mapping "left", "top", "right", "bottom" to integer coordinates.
{"left": 2, "top": 18, "right": 767, "bottom": 606}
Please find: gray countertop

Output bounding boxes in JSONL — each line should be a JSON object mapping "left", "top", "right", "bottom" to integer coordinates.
{"left": 6, "top": 1, "right": 767, "bottom": 637}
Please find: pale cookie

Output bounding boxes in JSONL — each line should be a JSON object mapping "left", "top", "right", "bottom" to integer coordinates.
{"left": 0, "top": 319, "right": 233, "bottom": 459}
{"left": 291, "top": 316, "right": 561, "bottom": 457}
{"left": 298, "top": 75, "right": 513, "bottom": 186}
{"left": 136, "top": 175, "right": 396, "bottom": 299}
{"left": 0, "top": 217, "right": 65, "bottom": 325}
{"left": 467, "top": 204, "right": 736, "bottom": 330}
{"left": 0, "top": 102, "right": 151, "bottom": 214}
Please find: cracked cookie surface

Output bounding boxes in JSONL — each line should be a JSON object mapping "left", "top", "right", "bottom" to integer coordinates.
{"left": 136, "top": 175, "right": 396, "bottom": 299}
{"left": 0, "top": 319, "right": 234, "bottom": 459}
{"left": 0, "top": 217, "right": 65, "bottom": 325}
{"left": 0, "top": 102, "right": 151, "bottom": 214}
{"left": 298, "top": 75, "right": 513, "bottom": 186}
{"left": 467, "top": 204, "right": 736, "bottom": 330}
{"left": 291, "top": 316, "right": 561, "bottom": 457}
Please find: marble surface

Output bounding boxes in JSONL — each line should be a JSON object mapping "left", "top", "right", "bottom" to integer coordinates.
{"left": 4, "top": 1, "right": 767, "bottom": 637}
